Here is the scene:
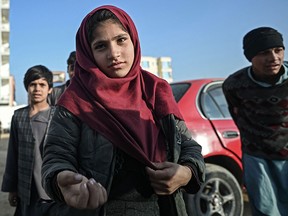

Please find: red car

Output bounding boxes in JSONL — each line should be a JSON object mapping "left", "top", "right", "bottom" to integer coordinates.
{"left": 170, "top": 78, "right": 244, "bottom": 216}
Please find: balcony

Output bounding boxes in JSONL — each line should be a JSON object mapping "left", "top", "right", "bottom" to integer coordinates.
{"left": 0, "top": 63, "right": 10, "bottom": 77}
{"left": 1, "top": 0, "right": 10, "bottom": 9}
{"left": 1, "top": 23, "right": 10, "bottom": 32}
{"left": 1, "top": 43, "right": 10, "bottom": 55}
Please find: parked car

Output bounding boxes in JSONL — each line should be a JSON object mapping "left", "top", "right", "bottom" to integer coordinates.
{"left": 170, "top": 78, "right": 243, "bottom": 216}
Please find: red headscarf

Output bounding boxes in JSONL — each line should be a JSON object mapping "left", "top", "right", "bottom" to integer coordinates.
{"left": 58, "top": 5, "right": 183, "bottom": 168}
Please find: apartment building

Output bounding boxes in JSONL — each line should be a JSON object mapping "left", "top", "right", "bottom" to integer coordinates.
{"left": 141, "top": 56, "right": 173, "bottom": 83}
{"left": 0, "top": 0, "right": 14, "bottom": 106}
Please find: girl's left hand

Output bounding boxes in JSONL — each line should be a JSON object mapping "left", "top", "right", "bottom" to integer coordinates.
{"left": 145, "top": 162, "right": 192, "bottom": 195}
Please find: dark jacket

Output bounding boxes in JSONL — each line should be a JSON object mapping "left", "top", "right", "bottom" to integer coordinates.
{"left": 2, "top": 106, "right": 54, "bottom": 205}
{"left": 2, "top": 106, "right": 35, "bottom": 205}
{"left": 48, "top": 80, "right": 70, "bottom": 106}
{"left": 42, "top": 106, "right": 205, "bottom": 216}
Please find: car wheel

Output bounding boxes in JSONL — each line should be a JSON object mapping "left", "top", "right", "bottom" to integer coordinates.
{"left": 184, "top": 163, "right": 243, "bottom": 216}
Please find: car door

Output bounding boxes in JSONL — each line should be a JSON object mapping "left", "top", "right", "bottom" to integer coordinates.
{"left": 199, "top": 81, "right": 242, "bottom": 159}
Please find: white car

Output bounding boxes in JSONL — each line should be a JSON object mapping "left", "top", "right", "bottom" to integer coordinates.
{"left": 0, "top": 104, "right": 27, "bottom": 133}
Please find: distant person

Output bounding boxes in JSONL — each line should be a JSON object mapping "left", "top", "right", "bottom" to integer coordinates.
{"left": 48, "top": 51, "right": 76, "bottom": 105}
{"left": 42, "top": 5, "right": 205, "bottom": 216}
{"left": 1, "top": 65, "right": 55, "bottom": 216}
{"left": 223, "top": 27, "right": 288, "bottom": 216}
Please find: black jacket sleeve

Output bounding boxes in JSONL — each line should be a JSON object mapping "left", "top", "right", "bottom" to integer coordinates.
{"left": 176, "top": 118, "right": 205, "bottom": 194}
{"left": 42, "top": 106, "right": 81, "bottom": 201}
{"left": 161, "top": 115, "right": 205, "bottom": 194}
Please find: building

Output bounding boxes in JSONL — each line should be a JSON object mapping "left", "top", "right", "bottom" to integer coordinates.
{"left": 0, "top": 0, "right": 14, "bottom": 106}
{"left": 53, "top": 70, "right": 66, "bottom": 83}
{"left": 141, "top": 56, "right": 173, "bottom": 83}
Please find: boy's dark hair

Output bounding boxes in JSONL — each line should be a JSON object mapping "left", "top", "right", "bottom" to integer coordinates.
{"left": 23, "top": 65, "right": 53, "bottom": 91}
{"left": 67, "top": 51, "right": 76, "bottom": 66}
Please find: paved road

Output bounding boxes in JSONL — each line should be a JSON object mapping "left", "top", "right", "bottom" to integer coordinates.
{"left": 0, "top": 133, "right": 252, "bottom": 216}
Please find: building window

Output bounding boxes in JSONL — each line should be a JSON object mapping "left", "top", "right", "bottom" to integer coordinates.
{"left": 162, "top": 71, "right": 172, "bottom": 80}
{"left": 162, "top": 61, "right": 171, "bottom": 69}
{"left": 141, "top": 61, "right": 150, "bottom": 68}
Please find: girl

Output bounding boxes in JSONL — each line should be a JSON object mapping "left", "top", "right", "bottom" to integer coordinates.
{"left": 42, "top": 5, "right": 205, "bottom": 216}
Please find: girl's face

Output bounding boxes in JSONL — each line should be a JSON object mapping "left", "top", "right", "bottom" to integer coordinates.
{"left": 90, "top": 20, "right": 135, "bottom": 78}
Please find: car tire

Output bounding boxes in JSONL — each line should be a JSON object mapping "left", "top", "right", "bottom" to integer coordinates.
{"left": 184, "top": 163, "right": 243, "bottom": 216}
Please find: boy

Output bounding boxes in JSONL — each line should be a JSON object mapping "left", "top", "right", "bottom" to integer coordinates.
{"left": 48, "top": 51, "right": 76, "bottom": 105}
{"left": 223, "top": 27, "right": 288, "bottom": 215}
{"left": 1, "top": 65, "right": 54, "bottom": 216}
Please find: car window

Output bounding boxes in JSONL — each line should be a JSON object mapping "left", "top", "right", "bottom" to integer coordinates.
{"left": 200, "top": 83, "right": 231, "bottom": 119}
{"left": 170, "top": 83, "right": 190, "bottom": 102}
{"left": 209, "top": 87, "right": 231, "bottom": 118}
{"left": 201, "top": 92, "right": 223, "bottom": 118}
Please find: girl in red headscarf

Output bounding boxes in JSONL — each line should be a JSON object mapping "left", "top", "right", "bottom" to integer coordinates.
{"left": 42, "top": 5, "right": 205, "bottom": 216}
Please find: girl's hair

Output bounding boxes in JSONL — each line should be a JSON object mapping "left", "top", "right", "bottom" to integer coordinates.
{"left": 86, "top": 9, "right": 126, "bottom": 44}
{"left": 23, "top": 65, "right": 53, "bottom": 91}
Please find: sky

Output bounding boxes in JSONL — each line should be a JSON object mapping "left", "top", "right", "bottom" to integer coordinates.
{"left": 9, "top": 0, "right": 288, "bottom": 105}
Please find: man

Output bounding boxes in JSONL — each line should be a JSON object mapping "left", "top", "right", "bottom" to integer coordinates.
{"left": 223, "top": 27, "right": 288, "bottom": 215}
{"left": 1, "top": 65, "right": 55, "bottom": 216}
{"left": 48, "top": 51, "right": 76, "bottom": 105}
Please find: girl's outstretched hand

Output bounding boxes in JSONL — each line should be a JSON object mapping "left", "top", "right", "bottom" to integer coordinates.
{"left": 57, "top": 170, "right": 107, "bottom": 209}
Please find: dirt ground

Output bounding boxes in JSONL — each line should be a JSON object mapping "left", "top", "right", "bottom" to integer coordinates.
{"left": 0, "top": 133, "right": 15, "bottom": 216}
